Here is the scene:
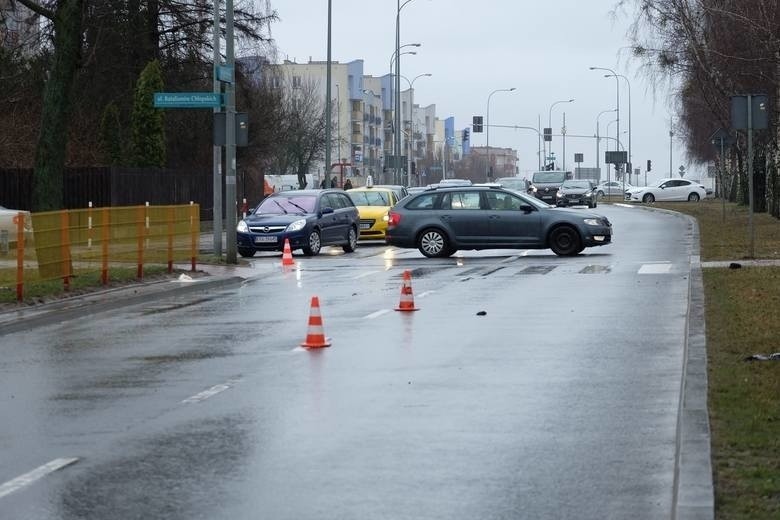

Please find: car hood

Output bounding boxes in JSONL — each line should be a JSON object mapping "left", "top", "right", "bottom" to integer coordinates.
{"left": 559, "top": 187, "right": 591, "bottom": 194}
{"left": 547, "top": 206, "right": 605, "bottom": 220}
{"left": 533, "top": 182, "right": 563, "bottom": 189}
{"left": 244, "top": 213, "right": 310, "bottom": 226}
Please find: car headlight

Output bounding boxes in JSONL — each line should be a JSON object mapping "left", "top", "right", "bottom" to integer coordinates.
{"left": 382, "top": 212, "right": 390, "bottom": 222}
{"left": 556, "top": 191, "right": 564, "bottom": 198}
{"left": 286, "top": 218, "right": 307, "bottom": 232}
{"left": 583, "top": 218, "right": 602, "bottom": 226}
{"left": 237, "top": 220, "right": 248, "bottom": 233}
{"left": 530, "top": 185, "right": 537, "bottom": 193}
{"left": 584, "top": 191, "right": 592, "bottom": 196}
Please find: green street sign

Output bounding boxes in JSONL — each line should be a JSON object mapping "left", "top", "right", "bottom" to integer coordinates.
{"left": 154, "top": 92, "right": 223, "bottom": 108}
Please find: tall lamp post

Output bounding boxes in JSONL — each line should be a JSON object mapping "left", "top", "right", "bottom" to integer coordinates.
{"left": 486, "top": 87, "right": 516, "bottom": 180}
{"left": 395, "top": 0, "right": 420, "bottom": 186}
{"left": 547, "top": 98, "right": 574, "bottom": 168}
{"left": 604, "top": 73, "right": 632, "bottom": 183}
{"left": 596, "top": 108, "right": 617, "bottom": 177}
{"left": 401, "top": 73, "right": 432, "bottom": 187}
{"left": 590, "top": 66, "right": 620, "bottom": 184}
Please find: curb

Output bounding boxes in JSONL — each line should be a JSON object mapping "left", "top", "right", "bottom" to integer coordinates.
{"left": 672, "top": 213, "right": 715, "bottom": 519}
{"left": 0, "top": 275, "right": 246, "bottom": 337}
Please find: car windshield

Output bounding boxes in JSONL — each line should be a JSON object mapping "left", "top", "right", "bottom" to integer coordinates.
{"left": 348, "top": 191, "right": 391, "bottom": 206}
{"left": 532, "top": 172, "right": 566, "bottom": 183}
{"left": 255, "top": 195, "right": 316, "bottom": 215}
{"left": 562, "top": 181, "right": 592, "bottom": 189}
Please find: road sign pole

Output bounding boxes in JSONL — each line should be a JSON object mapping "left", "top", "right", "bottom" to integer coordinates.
{"left": 212, "top": 0, "right": 222, "bottom": 258}
{"left": 225, "top": 0, "right": 237, "bottom": 263}
{"left": 747, "top": 94, "right": 755, "bottom": 258}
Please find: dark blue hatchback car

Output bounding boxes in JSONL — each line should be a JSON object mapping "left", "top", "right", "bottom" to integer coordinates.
{"left": 236, "top": 189, "right": 359, "bottom": 257}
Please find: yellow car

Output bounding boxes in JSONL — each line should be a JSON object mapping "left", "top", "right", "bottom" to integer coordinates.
{"left": 346, "top": 187, "right": 398, "bottom": 240}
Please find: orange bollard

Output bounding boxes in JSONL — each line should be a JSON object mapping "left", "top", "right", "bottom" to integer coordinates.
{"left": 395, "top": 269, "right": 419, "bottom": 311}
{"left": 300, "top": 296, "right": 331, "bottom": 348}
{"left": 282, "top": 238, "right": 295, "bottom": 266}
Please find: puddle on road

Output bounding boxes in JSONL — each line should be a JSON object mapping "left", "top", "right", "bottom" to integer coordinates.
{"left": 517, "top": 265, "right": 557, "bottom": 275}
{"left": 579, "top": 264, "right": 611, "bottom": 274}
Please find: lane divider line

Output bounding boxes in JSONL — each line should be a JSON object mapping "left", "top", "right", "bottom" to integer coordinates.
{"left": 0, "top": 458, "right": 79, "bottom": 499}
{"left": 181, "top": 383, "right": 231, "bottom": 404}
{"left": 418, "top": 290, "right": 435, "bottom": 298}
{"left": 364, "top": 309, "right": 390, "bottom": 320}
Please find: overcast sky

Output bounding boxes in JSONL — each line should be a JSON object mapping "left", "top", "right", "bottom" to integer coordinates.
{"left": 267, "top": 0, "right": 701, "bottom": 184}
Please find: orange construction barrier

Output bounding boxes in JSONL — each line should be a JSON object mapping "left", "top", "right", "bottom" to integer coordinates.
{"left": 301, "top": 296, "right": 331, "bottom": 348}
{"left": 282, "top": 238, "right": 295, "bottom": 266}
{"left": 395, "top": 269, "right": 419, "bottom": 312}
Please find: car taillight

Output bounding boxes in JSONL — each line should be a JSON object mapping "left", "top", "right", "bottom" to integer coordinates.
{"left": 387, "top": 211, "right": 401, "bottom": 226}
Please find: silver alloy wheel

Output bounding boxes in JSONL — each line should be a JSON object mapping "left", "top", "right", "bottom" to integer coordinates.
{"left": 303, "top": 230, "right": 321, "bottom": 256}
{"left": 342, "top": 227, "right": 357, "bottom": 252}
{"left": 643, "top": 193, "right": 655, "bottom": 203}
{"left": 419, "top": 229, "right": 446, "bottom": 257}
{"left": 688, "top": 192, "right": 700, "bottom": 201}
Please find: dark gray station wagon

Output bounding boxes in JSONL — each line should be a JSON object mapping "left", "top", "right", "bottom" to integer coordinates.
{"left": 385, "top": 185, "right": 612, "bottom": 257}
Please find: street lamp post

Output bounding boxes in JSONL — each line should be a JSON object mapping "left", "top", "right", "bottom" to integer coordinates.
{"left": 394, "top": 0, "right": 419, "bottom": 186}
{"left": 547, "top": 98, "right": 574, "bottom": 169}
{"left": 604, "top": 73, "right": 632, "bottom": 185}
{"left": 486, "top": 87, "right": 516, "bottom": 181}
{"left": 590, "top": 66, "right": 620, "bottom": 186}
{"left": 596, "top": 108, "right": 617, "bottom": 178}
{"left": 401, "top": 73, "right": 432, "bottom": 187}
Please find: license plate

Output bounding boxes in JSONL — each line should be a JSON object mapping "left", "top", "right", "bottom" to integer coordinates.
{"left": 360, "top": 223, "right": 371, "bottom": 230}
{"left": 254, "top": 236, "right": 277, "bottom": 243}
{"left": 542, "top": 196, "right": 553, "bottom": 200}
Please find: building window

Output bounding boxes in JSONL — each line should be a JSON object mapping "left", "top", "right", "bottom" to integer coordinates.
{"left": 292, "top": 76, "right": 301, "bottom": 88}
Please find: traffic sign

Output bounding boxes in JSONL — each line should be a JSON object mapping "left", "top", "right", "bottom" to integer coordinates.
{"left": 154, "top": 92, "right": 223, "bottom": 108}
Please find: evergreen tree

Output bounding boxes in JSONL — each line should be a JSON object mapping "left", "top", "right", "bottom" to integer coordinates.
{"left": 98, "top": 103, "right": 123, "bottom": 165}
{"left": 130, "top": 60, "right": 166, "bottom": 167}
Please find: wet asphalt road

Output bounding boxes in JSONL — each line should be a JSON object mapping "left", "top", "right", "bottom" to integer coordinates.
{"left": 0, "top": 204, "right": 695, "bottom": 519}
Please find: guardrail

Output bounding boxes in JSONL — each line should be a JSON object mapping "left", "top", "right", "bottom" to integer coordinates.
{"left": 1, "top": 203, "right": 199, "bottom": 302}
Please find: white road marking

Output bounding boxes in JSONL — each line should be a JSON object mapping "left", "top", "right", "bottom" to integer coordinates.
{"left": 614, "top": 203, "right": 635, "bottom": 208}
{"left": 0, "top": 458, "right": 79, "bottom": 499}
{"left": 364, "top": 309, "right": 390, "bottom": 320}
{"left": 182, "top": 383, "right": 231, "bottom": 404}
{"left": 417, "top": 290, "right": 435, "bottom": 298}
{"left": 638, "top": 263, "right": 672, "bottom": 274}
{"left": 353, "top": 271, "right": 380, "bottom": 279}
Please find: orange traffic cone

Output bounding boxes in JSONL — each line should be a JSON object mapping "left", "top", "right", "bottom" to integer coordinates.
{"left": 301, "top": 296, "right": 331, "bottom": 348}
{"left": 395, "top": 270, "right": 419, "bottom": 312}
{"left": 282, "top": 238, "right": 295, "bottom": 266}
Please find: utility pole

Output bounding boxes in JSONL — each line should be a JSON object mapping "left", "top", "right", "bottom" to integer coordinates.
{"left": 224, "top": 0, "right": 237, "bottom": 263}
{"left": 212, "top": 0, "right": 222, "bottom": 257}
{"left": 325, "top": 0, "right": 332, "bottom": 185}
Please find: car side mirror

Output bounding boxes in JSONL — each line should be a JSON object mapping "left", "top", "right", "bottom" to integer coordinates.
{"left": 321, "top": 207, "right": 335, "bottom": 215}
{"left": 519, "top": 204, "right": 534, "bottom": 213}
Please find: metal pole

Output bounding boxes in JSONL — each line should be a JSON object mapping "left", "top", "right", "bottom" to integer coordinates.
{"left": 394, "top": 0, "right": 401, "bottom": 185}
{"left": 562, "top": 112, "right": 566, "bottom": 170}
{"left": 336, "top": 84, "right": 340, "bottom": 165}
{"left": 224, "top": 0, "right": 236, "bottom": 263}
{"left": 325, "top": 0, "right": 332, "bottom": 180}
{"left": 537, "top": 114, "right": 541, "bottom": 170}
{"left": 669, "top": 127, "right": 673, "bottom": 177}
{"left": 747, "top": 94, "right": 755, "bottom": 257}
{"left": 407, "top": 86, "right": 413, "bottom": 187}
{"left": 212, "top": 0, "right": 222, "bottom": 257}
{"left": 720, "top": 137, "right": 726, "bottom": 222}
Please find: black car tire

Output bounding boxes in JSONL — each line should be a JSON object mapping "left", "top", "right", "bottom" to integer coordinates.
{"left": 238, "top": 247, "right": 256, "bottom": 258}
{"left": 549, "top": 225, "right": 582, "bottom": 256}
{"left": 688, "top": 192, "right": 700, "bottom": 202}
{"left": 596, "top": 190, "right": 605, "bottom": 197}
{"left": 417, "top": 228, "right": 449, "bottom": 258}
{"left": 642, "top": 193, "right": 655, "bottom": 203}
{"left": 302, "top": 229, "right": 322, "bottom": 256}
{"left": 342, "top": 226, "right": 358, "bottom": 253}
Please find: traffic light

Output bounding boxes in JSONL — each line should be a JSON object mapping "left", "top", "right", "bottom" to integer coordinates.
{"left": 472, "top": 116, "right": 483, "bottom": 133}
{"left": 647, "top": 159, "right": 652, "bottom": 172}
{"left": 463, "top": 128, "right": 470, "bottom": 142}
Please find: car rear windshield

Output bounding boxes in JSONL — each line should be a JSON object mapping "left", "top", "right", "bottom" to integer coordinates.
{"left": 532, "top": 172, "right": 566, "bottom": 183}
{"left": 256, "top": 195, "right": 316, "bottom": 215}
{"left": 348, "top": 191, "right": 391, "bottom": 206}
